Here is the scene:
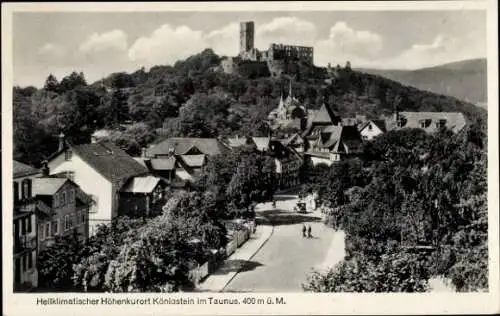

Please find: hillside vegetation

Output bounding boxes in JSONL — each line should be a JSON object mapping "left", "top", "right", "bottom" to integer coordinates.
{"left": 358, "top": 59, "right": 487, "bottom": 105}
{"left": 13, "top": 49, "right": 486, "bottom": 166}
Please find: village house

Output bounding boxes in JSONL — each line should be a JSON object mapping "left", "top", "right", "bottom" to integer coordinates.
{"left": 252, "top": 137, "right": 303, "bottom": 189}
{"left": 119, "top": 176, "right": 168, "bottom": 218}
{"left": 141, "top": 137, "right": 231, "bottom": 184}
{"left": 358, "top": 119, "right": 388, "bottom": 141}
{"left": 33, "top": 164, "right": 92, "bottom": 252}
{"left": 304, "top": 125, "right": 364, "bottom": 166}
{"left": 389, "top": 111, "right": 467, "bottom": 134}
{"left": 278, "top": 133, "right": 306, "bottom": 153}
{"left": 47, "top": 136, "right": 150, "bottom": 235}
{"left": 13, "top": 161, "right": 40, "bottom": 292}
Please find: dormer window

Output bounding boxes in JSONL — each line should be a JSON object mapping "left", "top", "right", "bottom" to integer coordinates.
{"left": 419, "top": 119, "right": 431, "bottom": 128}
{"left": 65, "top": 150, "right": 72, "bottom": 161}
{"left": 436, "top": 119, "right": 447, "bottom": 128}
{"left": 21, "top": 179, "right": 32, "bottom": 199}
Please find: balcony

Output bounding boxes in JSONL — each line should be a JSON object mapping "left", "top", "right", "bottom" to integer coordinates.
{"left": 14, "top": 234, "right": 37, "bottom": 254}
{"left": 14, "top": 199, "right": 37, "bottom": 214}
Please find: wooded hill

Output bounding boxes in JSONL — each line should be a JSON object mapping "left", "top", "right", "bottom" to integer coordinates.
{"left": 13, "top": 49, "right": 486, "bottom": 166}
{"left": 358, "top": 58, "right": 487, "bottom": 106}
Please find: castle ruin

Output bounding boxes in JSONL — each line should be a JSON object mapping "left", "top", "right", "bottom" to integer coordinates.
{"left": 238, "top": 21, "right": 314, "bottom": 64}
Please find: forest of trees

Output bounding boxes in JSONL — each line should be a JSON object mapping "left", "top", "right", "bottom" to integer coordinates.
{"left": 13, "top": 48, "right": 485, "bottom": 167}
{"left": 302, "top": 123, "right": 487, "bottom": 292}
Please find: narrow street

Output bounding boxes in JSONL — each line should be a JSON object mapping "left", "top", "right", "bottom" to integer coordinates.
{"left": 223, "top": 194, "right": 345, "bottom": 292}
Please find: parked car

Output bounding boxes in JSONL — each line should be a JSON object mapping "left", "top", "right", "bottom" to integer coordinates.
{"left": 295, "top": 201, "right": 307, "bottom": 213}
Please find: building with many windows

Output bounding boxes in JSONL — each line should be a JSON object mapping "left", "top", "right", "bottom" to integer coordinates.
{"left": 33, "top": 172, "right": 92, "bottom": 252}
{"left": 13, "top": 161, "right": 40, "bottom": 292}
{"left": 47, "top": 137, "right": 149, "bottom": 235}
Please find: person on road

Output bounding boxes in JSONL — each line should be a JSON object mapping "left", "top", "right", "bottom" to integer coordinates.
{"left": 302, "top": 224, "right": 306, "bottom": 237}
{"left": 307, "top": 225, "right": 312, "bottom": 238}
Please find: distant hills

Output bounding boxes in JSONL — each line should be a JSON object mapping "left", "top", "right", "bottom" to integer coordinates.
{"left": 357, "top": 58, "right": 487, "bottom": 107}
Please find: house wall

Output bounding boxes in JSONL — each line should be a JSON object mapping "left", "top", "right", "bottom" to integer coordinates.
{"left": 37, "top": 182, "right": 89, "bottom": 252}
{"left": 48, "top": 153, "right": 113, "bottom": 236}
{"left": 360, "top": 122, "right": 384, "bottom": 141}
{"left": 13, "top": 213, "right": 37, "bottom": 290}
{"left": 310, "top": 156, "right": 334, "bottom": 167}
{"left": 13, "top": 173, "right": 39, "bottom": 291}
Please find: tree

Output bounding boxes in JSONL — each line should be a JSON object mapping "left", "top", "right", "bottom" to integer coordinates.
{"left": 43, "top": 74, "right": 60, "bottom": 93}
{"left": 226, "top": 151, "right": 276, "bottom": 212}
{"left": 38, "top": 231, "right": 85, "bottom": 291}
{"left": 303, "top": 251, "right": 430, "bottom": 292}
{"left": 59, "top": 72, "right": 87, "bottom": 93}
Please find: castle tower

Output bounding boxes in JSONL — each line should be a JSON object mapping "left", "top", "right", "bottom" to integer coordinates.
{"left": 240, "top": 21, "right": 255, "bottom": 54}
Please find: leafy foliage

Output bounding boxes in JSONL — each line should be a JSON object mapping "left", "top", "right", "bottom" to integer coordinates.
{"left": 305, "top": 122, "right": 487, "bottom": 292}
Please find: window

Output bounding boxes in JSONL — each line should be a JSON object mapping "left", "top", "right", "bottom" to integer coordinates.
{"left": 22, "top": 179, "right": 32, "bottom": 199}
{"left": 52, "top": 219, "right": 60, "bottom": 235}
{"left": 368, "top": 124, "right": 372, "bottom": 131}
{"left": 362, "top": 135, "right": 369, "bottom": 140}
{"left": 45, "top": 222, "right": 51, "bottom": 239}
{"left": 26, "top": 216, "right": 32, "bottom": 234}
{"left": 64, "top": 215, "right": 73, "bottom": 231}
{"left": 22, "top": 255, "right": 27, "bottom": 272}
{"left": 27, "top": 252, "right": 33, "bottom": 269}
{"left": 61, "top": 192, "right": 66, "bottom": 206}
{"left": 65, "top": 150, "right": 72, "bottom": 161}
{"left": 53, "top": 193, "right": 59, "bottom": 208}
{"left": 39, "top": 224, "right": 45, "bottom": 240}
{"left": 13, "top": 182, "right": 19, "bottom": 202}
{"left": 89, "top": 195, "right": 98, "bottom": 213}
{"left": 80, "top": 211, "right": 86, "bottom": 225}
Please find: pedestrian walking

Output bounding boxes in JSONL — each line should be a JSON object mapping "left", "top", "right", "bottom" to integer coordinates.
{"left": 302, "top": 224, "right": 306, "bottom": 237}
{"left": 307, "top": 225, "right": 312, "bottom": 238}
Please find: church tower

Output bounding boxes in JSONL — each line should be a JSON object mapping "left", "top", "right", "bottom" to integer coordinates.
{"left": 240, "top": 21, "right": 255, "bottom": 54}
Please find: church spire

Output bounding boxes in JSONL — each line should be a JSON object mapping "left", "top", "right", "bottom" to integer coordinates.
{"left": 278, "top": 93, "right": 284, "bottom": 109}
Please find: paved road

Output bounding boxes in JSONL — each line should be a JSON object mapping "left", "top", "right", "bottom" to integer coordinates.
{"left": 223, "top": 195, "right": 339, "bottom": 292}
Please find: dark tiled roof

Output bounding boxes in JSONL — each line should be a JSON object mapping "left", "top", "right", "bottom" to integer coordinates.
{"left": 310, "top": 125, "right": 363, "bottom": 154}
{"left": 13, "top": 160, "right": 39, "bottom": 178}
{"left": 71, "top": 141, "right": 148, "bottom": 186}
{"left": 147, "top": 138, "right": 229, "bottom": 157}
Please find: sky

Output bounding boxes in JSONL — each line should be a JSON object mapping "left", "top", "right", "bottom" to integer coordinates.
{"left": 12, "top": 10, "right": 487, "bottom": 87}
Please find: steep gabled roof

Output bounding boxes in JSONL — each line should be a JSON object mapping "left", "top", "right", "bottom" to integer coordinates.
{"left": 359, "top": 119, "right": 388, "bottom": 133}
{"left": 13, "top": 160, "right": 39, "bottom": 178}
{"left": 311, "top": 104, "right": 340, "bottom": 124}
{"left": 147, "top": 137, "right": 229, "bottom": 157}
{"left": 71, "top": 141, "right": 148, "bottom": 185}
{"left": 309, "top": 125, "right": 363, "bottom": 154}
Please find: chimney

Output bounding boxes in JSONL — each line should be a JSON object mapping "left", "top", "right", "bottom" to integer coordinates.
{"left": 141, "top": 147, "right": 148, "bottom": 158}
{"left": 41, "top": 160, "right": 50, "bottom": 177}
{"left": 58, "top": 132, "right": 65, "bottom": 152}
{"left": 168, "top": 147, "right": 175, "bottom": 156}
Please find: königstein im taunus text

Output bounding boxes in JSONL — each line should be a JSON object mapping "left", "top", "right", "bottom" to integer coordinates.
{"left": 37, "top": 296, "right": 286, "bottom": 306}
